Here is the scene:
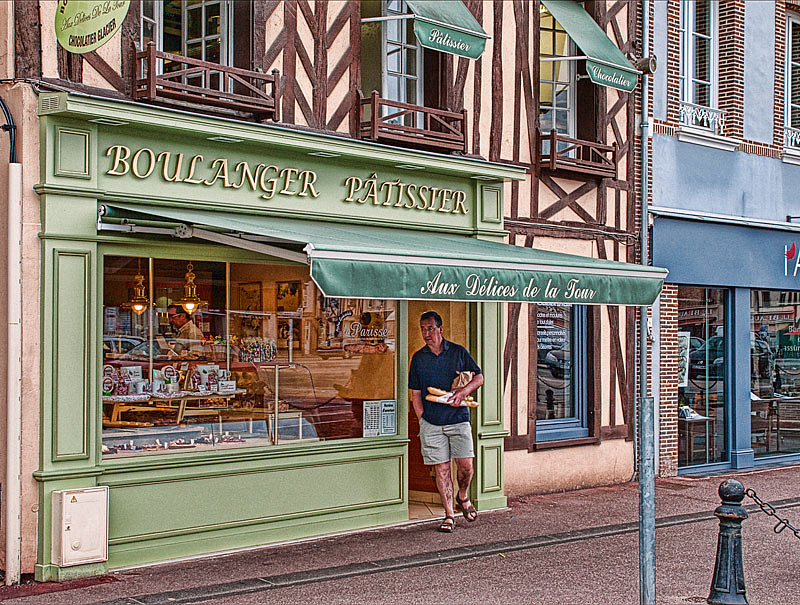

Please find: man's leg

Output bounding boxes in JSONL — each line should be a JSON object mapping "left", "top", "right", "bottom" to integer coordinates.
{"left": 454, "top": 456, "right": 474, "bottom": 502}
{"left": 434, "top": 461, "right": 455, "bottom": 519}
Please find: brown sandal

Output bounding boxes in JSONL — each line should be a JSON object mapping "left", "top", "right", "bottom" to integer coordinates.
{"left": 438, "top": 516, "right": 455, "bottom": 533}
{"left": 456, "top": 494, "right": 477, "bottom": 522}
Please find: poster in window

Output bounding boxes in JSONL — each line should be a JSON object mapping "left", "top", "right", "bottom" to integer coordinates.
{"left": 238, "top": 282, "right": 262, "bottom": 336}
{"left": 277, "top": 317, "right": 301, "bottom": 350}
{"left": 276, "top": 281, "right": 301, "bottom": 312}
{"left": 677, "top": 331, "right": 691, "bottom": 388}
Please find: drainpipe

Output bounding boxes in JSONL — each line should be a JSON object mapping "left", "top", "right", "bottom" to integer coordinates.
{"left": 637, "top": 0, "right": 656, "bottom": 603}
{"left": 2, "top": 94, "right": 22, "bottom": 586}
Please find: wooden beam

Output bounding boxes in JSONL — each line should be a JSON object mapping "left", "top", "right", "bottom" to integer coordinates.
{"left": 282, "top": 1, "right": 298, "bottom": 123}
{"left": 120, "top": 0, "right": 140, "bottom": 96}
{"left": 14, "top": 1, "right": 42, "bottom": 78}
{"left": 313, "top": 0, "right": 328, "bottom": 128}
{"left": 489, "top": 1, "right": 503, "bottom": 162}
{"left": 84, "top": 52, "right": 125, "bottom": 92}
{"left": 349, "top": 0, "right": 361, "bottom": 137}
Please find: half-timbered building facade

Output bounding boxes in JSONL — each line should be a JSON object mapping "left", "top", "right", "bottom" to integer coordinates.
{"left": 0, "top": 0, "right": 659, "bottom": 580}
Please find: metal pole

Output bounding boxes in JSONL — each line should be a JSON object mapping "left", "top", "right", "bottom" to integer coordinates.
{"left": 638, "top": 0, "right": 656, "bottom": 602}
{"left": 638, "top": 396, "right": 656, "bottom": 604}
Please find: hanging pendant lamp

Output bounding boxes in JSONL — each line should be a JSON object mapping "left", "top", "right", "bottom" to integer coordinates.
{"left": 123, "top": 259, "right": 150, "bottom": 316}
{"left": 176, "top": 261, "right": 207, "bottom": 315}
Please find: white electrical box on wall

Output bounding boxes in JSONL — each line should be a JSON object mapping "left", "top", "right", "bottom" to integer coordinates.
{"left": 51, "top": 486, "right": 109, "bottom": 567}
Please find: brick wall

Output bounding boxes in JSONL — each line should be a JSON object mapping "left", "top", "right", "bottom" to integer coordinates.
{"left": 656, "top": 0, "right": 786, "bottom": 158}
{"left": 659, "top": 284, "right": 679, "bottom": 476}
{"left": 718, "top": 0, "right": 745, "bottom": 139}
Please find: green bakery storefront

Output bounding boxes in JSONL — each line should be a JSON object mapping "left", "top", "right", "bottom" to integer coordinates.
{"left": 33, "top": 92, "right": 664, "bottom": 580}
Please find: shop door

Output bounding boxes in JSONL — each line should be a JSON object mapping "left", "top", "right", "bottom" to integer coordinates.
{"left": 407, "top": 300, "right": 469, "bottom": 499}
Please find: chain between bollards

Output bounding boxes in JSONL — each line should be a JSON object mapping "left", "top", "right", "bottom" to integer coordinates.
{"left": 707, "top": 479, "right": 748, "bottom": 605}
{"left": 745, "top": 488, "right": 800, "bottom": 539}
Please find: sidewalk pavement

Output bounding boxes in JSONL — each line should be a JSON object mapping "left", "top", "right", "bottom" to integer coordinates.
{"left": 2, "top": 464, "right": 799, "bottom": 604}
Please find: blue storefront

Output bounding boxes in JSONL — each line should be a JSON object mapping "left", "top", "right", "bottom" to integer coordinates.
{"left": 653, "top": 212, "right": 800, "bottom": 472}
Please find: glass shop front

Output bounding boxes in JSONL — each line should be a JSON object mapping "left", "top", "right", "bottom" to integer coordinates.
{"left": 749, "top": 290, "right": 800, "bottom": 458}
{"left": 102, "top": 256, "right": 396, "bottom": 456}
{"left": 654, "top": 216, "right": 800, "bottom": 471}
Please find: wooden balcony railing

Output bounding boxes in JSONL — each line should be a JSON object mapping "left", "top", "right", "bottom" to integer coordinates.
{"left": 538, "top": 129, "right": 617, "bottom": 179}
{"left": 133, "top": 42, "right": 279, "bottom": 120}
{"left": 359, "top": 91, "right": 467, "bottom": 154}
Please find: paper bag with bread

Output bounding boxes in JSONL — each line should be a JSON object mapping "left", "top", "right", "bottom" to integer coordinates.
{"left": 425, "top": 371, "right": 479, "bottom": 407}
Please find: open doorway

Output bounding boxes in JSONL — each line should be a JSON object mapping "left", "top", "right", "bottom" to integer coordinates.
{"left": 407, "top": 300, "right": 469, "bottom": 520}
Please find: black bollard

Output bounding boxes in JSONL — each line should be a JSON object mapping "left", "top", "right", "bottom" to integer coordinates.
{"left": 707, "top": 479, "right": 748, "bottom": 605}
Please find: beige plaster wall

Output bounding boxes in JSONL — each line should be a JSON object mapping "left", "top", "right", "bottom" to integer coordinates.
{"left": 0, "top": 82, "right": 42, "bottom": 572}
{"left": 40, "top": 1, "right": 60, "bottom": 80}
{"left": 504, "top": 439, "right": 635, "bottom": 497}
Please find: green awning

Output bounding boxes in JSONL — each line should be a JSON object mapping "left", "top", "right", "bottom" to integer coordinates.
{"left": 405, "top": 0, "right": 489, "bottom": 60}
{"left": 541, "top": 0, "right": 639, "bottom": 93}
{"left": 100, "top": 204, "right": 666, "bottom": 306}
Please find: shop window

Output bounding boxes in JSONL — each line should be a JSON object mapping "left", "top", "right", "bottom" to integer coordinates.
{"left": 535, "top": 304, "right": 588, "bottom": 442}
{"left": 678, "top": 0, "right": 722, "bottom": 133}
{"left": 101, "top": 255, "right": 396, "bottom": 458}
{"left": 785, "top": 17, "right": 800, "bottom": 149}
{"left": 677, "top": 287, "right": 727, "bottom": 467}
{"left": 750, "top": 290, "right": 800, "bottom": 457}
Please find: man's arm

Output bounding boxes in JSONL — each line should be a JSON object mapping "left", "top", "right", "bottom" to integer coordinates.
{"left": 449, "top": 373, "right": 484, "bottom": 407}
{"left": 411, "top": 389, "right": 425, "bottom": 420}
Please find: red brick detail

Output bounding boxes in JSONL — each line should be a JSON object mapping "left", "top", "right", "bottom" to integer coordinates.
{"left": 776, "top": 3, "right": 788, "bottom": 151}
{"left": 659, "top": 284, "right": 679, "bottom": 477}
{"left": 718, "top": 1, "right": 745, "bottom": 140}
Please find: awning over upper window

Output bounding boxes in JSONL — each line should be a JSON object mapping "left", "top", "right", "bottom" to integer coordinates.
{"left": 541, "top": 0, "right": 639, "bottom": 93}
{"left": 99, "top": 204, "right": 667, "bottom": 306}
{"left": 404, "top": 0, "right": 489, "bottom": 60}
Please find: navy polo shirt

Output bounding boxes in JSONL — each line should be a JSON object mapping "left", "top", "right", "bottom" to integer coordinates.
{"left": 408, "top": 339, "right": 482, "bottom": 426}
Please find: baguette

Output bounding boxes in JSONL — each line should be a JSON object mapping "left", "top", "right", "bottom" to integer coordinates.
{"left": 428, "top": 386, "right": 475, "bottom": 402}
{"left": 425, "top": 394, "right": 478, "bottom": 407}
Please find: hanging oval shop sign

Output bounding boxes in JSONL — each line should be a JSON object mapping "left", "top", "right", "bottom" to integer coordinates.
{"left": 55, "top": 0, "right": 130, "bottom": 54}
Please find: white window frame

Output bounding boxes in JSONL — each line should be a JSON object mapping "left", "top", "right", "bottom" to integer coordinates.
{"left": 382, "top": 0, "right": 424, "bottom": 118}
{"left": 141, "top": 0, "right": 162, "bottom": 49}
{"left": 679, "top": 0, "right": 719, "bottom": 108}
{"left": 539, "top": 10, "right": 577, "bottom": 140}
{"left": 785, "top": 17, "right": 800, "bottom": 151}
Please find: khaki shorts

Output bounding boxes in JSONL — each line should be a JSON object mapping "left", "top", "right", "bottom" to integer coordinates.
{"left": 419, "top": 418, "right": 474, "bottom": 465}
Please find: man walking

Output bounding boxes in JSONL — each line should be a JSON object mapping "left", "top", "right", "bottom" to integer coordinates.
{"left": 409, "top": 311, "right": 484, "bottom": 533}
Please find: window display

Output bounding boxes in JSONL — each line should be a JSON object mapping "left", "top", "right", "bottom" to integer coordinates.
{"left": 533, "top": 304, "right": 588, "bottom": 442}
{"left": 102, "top": 256, "right": 396, "bottom": 457}
{"left": 750, "top": 290, "right": 800, "bottom": 457}
{"left": 536, "top": 304, "right": 573, "bottom": 420}
{"left": 677, "top": 287, "right": 727, "bottom": 467}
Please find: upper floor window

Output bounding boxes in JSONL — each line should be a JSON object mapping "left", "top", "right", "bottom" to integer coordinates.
{"left": 362, "top": 0, "right": 424, "bottom": 125}
{"left": 539, "top": 5, "right": 575, "bottom": 140}
{"left": 384, "top": 0, "right": 424, "bottom": 109}
{"left": 679, "top": 1, "right": 722, "bottom": 131}
{"left": 142, "top": 0, "right": 232, "bottom": 75}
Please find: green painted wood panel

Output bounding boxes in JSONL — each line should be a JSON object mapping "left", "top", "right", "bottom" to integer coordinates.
{"left": 107, "top": 455, "right": 403, "bottom": 542}
{"left": 52, "top": 250, "right": 91, "bottom": 460}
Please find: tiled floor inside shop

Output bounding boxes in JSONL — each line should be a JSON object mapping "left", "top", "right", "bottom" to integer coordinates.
{"left": 408, "top": 501, "right": 446, "bottom": 520}
{"left": 408, "top": 491, "right": 445, "bottom": 521}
